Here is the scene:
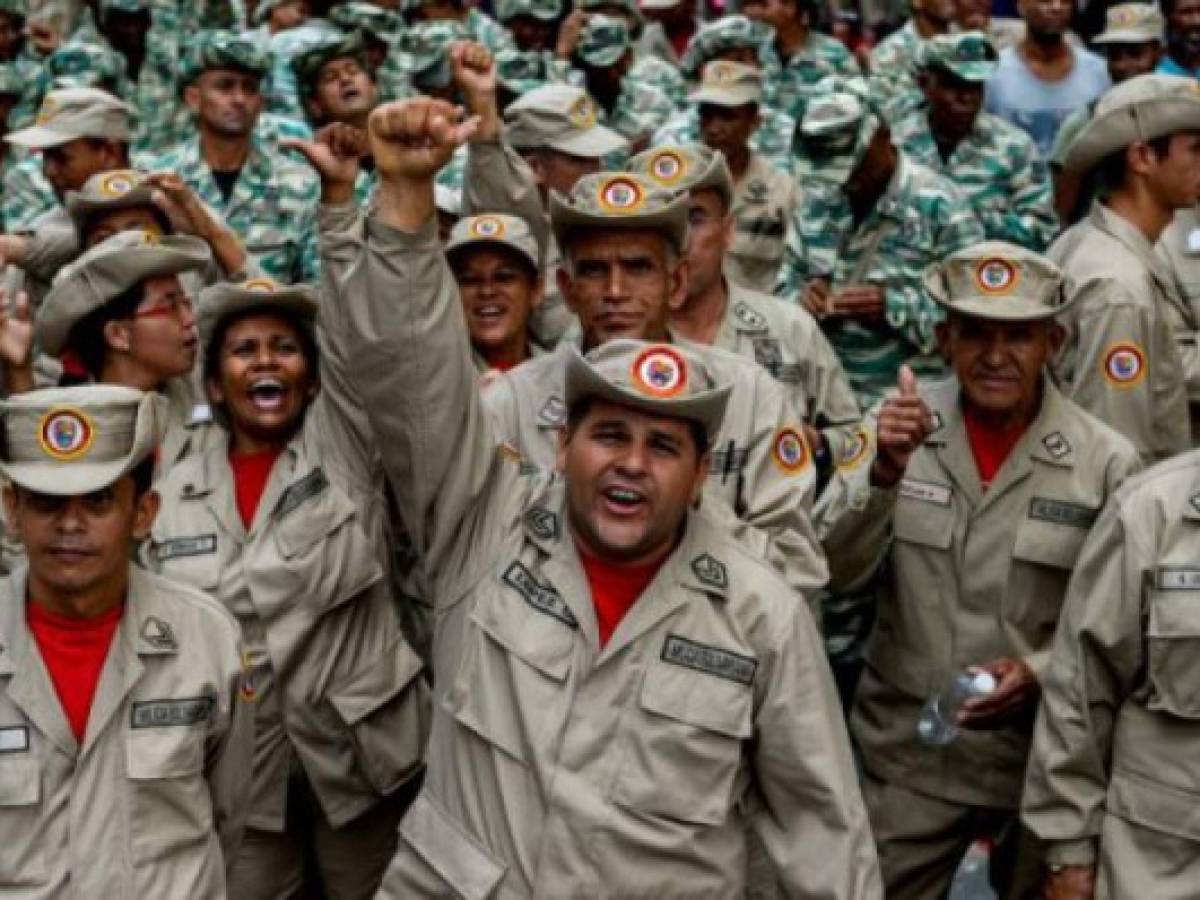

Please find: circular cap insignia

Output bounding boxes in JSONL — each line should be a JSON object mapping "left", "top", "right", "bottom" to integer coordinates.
{"left": 242, "top": 277, "right": 279, "bottom": 293}
{"left": 772, "top": 427, "right": 809, "bottom": 474}
{"left": 707, "top": 60, "right": 739, "bottom": 83}
{"left": 467, "top": 215, "right": 506, "bottom": 239}
{"left": 1103, "top": 342, "right": 1146, "bottom": 388}
{"left": 648, "top": 150, "right": 686, "bottom": 186}
{"left": 568, "top": 94, "right": 596, "bottom": 129}
{"left": 99, "top": 170, "right": 139, "bottom": 197}
{"left": 597, "top": 176, "right": 645, "bottom": 214}
{"left": 974, "top": 258, "right": 1018, "bottom": 295}
{"left": 631, "top": 346, "right": 687, "bottom": 398}
{"left": 38, "top": 408, "right": 94, "bottom": 461}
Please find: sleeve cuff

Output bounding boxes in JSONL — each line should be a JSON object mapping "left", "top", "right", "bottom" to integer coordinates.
{"left": 1044, "top": 839, "right": 1098, "bottom": 867}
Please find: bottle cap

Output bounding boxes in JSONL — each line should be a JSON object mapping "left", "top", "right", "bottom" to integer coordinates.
{"left": 971, "top": 672, "right": 997, "bottom": 695}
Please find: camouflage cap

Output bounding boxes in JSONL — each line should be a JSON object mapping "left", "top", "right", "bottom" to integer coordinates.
{"left": 6, "top": 86, "right": 134, "bottom": 149}
{"left": 1093, "top": 2, "right": 1164, "bottom": 45}
{"left": 328, "top": 2, "right": 402, "bottom": 40}
{"left": 46, "top": 40, "right": 126, "bottom": 90}
{"left": 1065, "top": 73, "right": 1200, "bottom": 173}
{"left": 292, "top": 31, "right": 370, "bottom": 95}
{"left": 689, "top": 59, "right": 762, "bottom": 107}
{"left": 550, "top": 171, "right": 689, "bottom": 254}
{"left": 565, "top": 339, "right": 731, "bottom": 441}
{"left": 919, "top": 31, "right": 998, "bottom": 82}
{"left": 446, "top": 213, "right": 540, "bottom": 270}
{"left": 401, "top": 20, "right": 467, "bottom": 88}
{"left": 924, "top": 241, "right": 1078, "bottom": 322}
{"left": 0, "top": 385, "right": 167, "bottom": 496}
{"left": 197, "top": 278, "right": 317, "bottom": 347}
{"left": 577, "top": 14, "right": 630, "bottom": 68}
{"left": 38, "top": 231, "right": 212, "bottom": 357}
{"left": 179, "top": 31, "right": 271, "bottom": 89}
{"left": 505, "top": 84, "right": 627, "bottom": 156}
{"left": 795, "top": 90, "right": 881, "bottom": 185}
{"left": 495, "top": 0, "right": 562, "bottom": 22}
{"left": 100, "top": 0, "right": 149, "bottom": 13}
{"left": 680, "top": 15, "right": 769, "bottom": 77}
{"left": 253, "top": 0, "right": 304, "bottom": 25}
{"left": 0, "top": 0, "right": 25, "bottom": 18}
{"left": 495, "top": 50, "right": 549, "bottom": 95}
{"left": 629, "top": 143, "right": 733, "bottom": 210}
{"left": 0, "top": 63, "right": 22, "bottom": 96}
{"left": 65, "top": 169, "right": 157, "bottom": 232}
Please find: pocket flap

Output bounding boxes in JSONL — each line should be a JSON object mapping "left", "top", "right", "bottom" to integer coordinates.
{"left": 470, "top": 572, "right": 575, "bottom": 683}
{"left": 275, "top": 489, "right": 356, "bottom": 560}
{"left": 0, "top": 752, "right": 37, "bottom": 806}
{"left": 399, "top": 793, "right": 506, "bottom": 900}
{"left": 893, "top": 491, "right": 954, "bottom": 550}
{"left": 1150, "top": 590, "right": 1200, "bottom": 639}
{"left": 1013, "top": 517, "right": 1088, "bottom": 570}
{"left": 328, "top": 638, "right": 425, "bottom": 726}
{"left": 126, "top": 722, "right": 205, "bottom": 780}
{"left": 641, "top": 662, "right": 753, "bottom": 739}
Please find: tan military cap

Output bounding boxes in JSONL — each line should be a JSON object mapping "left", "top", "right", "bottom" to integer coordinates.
{"left": 197, "top": 278, "right": 318, "bottom": 347}
{"left": 65, "top": 169, "right": 155, "bottom": 229}
{"left": 795, "top": 89, "right": 881, "bottom": 184}
{"left": 446, "top": 214, "right": 540, "bottom": 270}
{"left": 6, "top": 86, "right": 135, "bottom": 149}
{"left": 565, "top": 339, "right": 731, "bottom": 440}
{"left": 0, "top": 385, "right": 166, "bottom": 496}
{"left": 550, "top": 171, "right": 690, "bottom": 254}
{"left": 628, "top": 143, "right": 733, "bottom": 210}
{"left": 688, "top": 60, "right": 763, "bottom": 107}
{"left": 1065, "top": 73, "right": 1200, "bottom": 173}
{"left": 1093, "top": 2, "right": 1164, "bottom": 45}
{"left": 38, "top": 231, "right": 211, "bottom": 356}
{"left": 924, "top": 241, "right": 1078, "bottom": 322}
{"left": 504, "top": 84, "right": 627, "bottom": 157}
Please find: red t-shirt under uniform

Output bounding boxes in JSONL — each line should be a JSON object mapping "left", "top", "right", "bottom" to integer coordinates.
{"left": 580, "top": 553, "right": 664, "bottom": 647}
{"left": 230, "top": 448, "right": 282, "bottom": 527}
{"left": 963, "top": 405, "right": 1029, "bottom": 491}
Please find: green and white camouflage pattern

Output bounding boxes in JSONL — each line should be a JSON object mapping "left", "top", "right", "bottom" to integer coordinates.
{"left": 327, "top": 1, "right": 404, "bottom": 39}
{"left": 651, "top": 104, "right": 797, "bottom": 174}
{"left": 630, "top": 53, "right": 687, "bottom": 109}
{"left": 495, "top": 49, "right": 554, "bottom": 96}
{"left": 3, "top": 155, "right": 57, "bottom": 230}
{"left": 760, "top": 29, "right": 860, "bottom": 123}
{"left": 400, "top": 19, "right": 469, "bottom": 92}
{"left": 775, "top": 154, "right": 984, "bottom": 408}
{"left": 678, "top": 15, "right": 771, "bottom": 78}
{"left": 577, "top": 14, "right": 629, "bottom": 68}
{"left": 292, "top": 31, "right": 369, "bottom": 100}
{"left": 494, "top": 0, "right": 562, "bottom": 22}
{"left": 178, "top": 29, "right": 271, "bottom": 89}
{"left": 891, "top": 99, "right": 1058, "bottom": 250}
{"left": 866, "top": 20, "right": 924, "bottom": 114}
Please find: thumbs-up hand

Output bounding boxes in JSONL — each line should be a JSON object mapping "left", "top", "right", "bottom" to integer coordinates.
{"left": 871, "top": 365, "right": 934, "bottom": 488}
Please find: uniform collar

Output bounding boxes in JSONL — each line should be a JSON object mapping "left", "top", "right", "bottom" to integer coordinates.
{"left": 1088, "top": 201, "right": 1174, "bottom": 282}
{"left": 723, "top": 280, "right": 770, "bottom": 335}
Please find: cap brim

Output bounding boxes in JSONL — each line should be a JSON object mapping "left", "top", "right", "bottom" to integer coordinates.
{"left": 564, "top": 345, "right": 732, "bottom": 440}
{"left": 579, "top": 48, "right": 626, "bottom": 68}
{"left": 1065, "top": 99, "right": 1200, "bottom": 173}
{"left": 5, "top": 125, "right": 75, "bottom": 149}
{"left": 548, "top": 123, "right": 628, "bottom": 157}
{"left": 65, "top": 185, "right": 158, "bottom": 226}
{"left": 549, "top": 188, "right": 689, "bottom": 254}
{"left": 937, "top": 60, "right": 997, "bottom": 82}
{"left": 197, "top": 291, "right": 317, "bottom": 348}
{"left": 689, "top": 86, "right": 761, "bottom": 106}
{"left": 794, "top": 152, "right": 856, "bottom": 184}
{"left": 1093, "top": 29, "right": 1162, "bottom": 44}
{"left": 445, "top": 236, "right": 539, "bottom": 271}
{"left": 924, "top": 268, "right": 1079, "bottom": 321}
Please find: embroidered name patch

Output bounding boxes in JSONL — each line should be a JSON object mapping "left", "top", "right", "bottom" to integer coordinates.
{"left": 131, "top": 697, "right": 213, "bottom": 729}
{"left": 0, "top": 726, "right": 29, "bottom": 753}
{"left": 277, "top": 469, "right": 329, "bottom": 519}
{"left": 661, "top": 635, "right": 756, "bottom": 686}
{"left": 1156, "top": 567, "right": 1200, "bottom": 591}
{"left": 155, "top": 534, "right": 217, "bottom": 562}
{"left": 502, "top": 562, "right": 578, "bottom": 628}
{"left": 900, "top": 478, "right": 951, "bottom": 506}
{"left": 1029, "top": 498, "right": 1098, "bottom": 529}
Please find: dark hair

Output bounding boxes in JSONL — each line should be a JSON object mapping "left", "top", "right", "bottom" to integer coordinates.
{"left": 65, "top": 281, "right": 146, "bottom": 379}
{"left": 447, "top": 243, "right": 539, "bottom": 284}
{"left": 566, "top": 395, "right": 710, "bottom": 456}
{"left": 1093, "top": 132, "right": 1174, "bottom": 195}
{"left": 202, "top": 304, "right": 320, "bottom": 394}
{"left": 129, "top": 454, "right": 154, "bottom": 496}
{"left": 81, "top": 205, "right": 173, "bottom": 247}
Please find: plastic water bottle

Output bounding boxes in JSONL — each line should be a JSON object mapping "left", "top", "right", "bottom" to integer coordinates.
{"left": 917, "top": 671, "right": 997, "bottom": 746}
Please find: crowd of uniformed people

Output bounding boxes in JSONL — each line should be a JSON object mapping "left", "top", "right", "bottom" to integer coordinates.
{"left": 0, "top": 0, "right": 1197, "bottom": 897}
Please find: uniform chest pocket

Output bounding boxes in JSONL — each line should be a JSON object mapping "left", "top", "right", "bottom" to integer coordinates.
{"left": 151, "top": 531, "right": 221, "bottom": 593}
{"left": 126, "top": 715, "right": 212, "bottom": 864}
{"left": 1147, "top": 575, "right": 1200, "bottom": 719}
{"left": 1008, "top": 511, "right": 1091, "bottom": 640}
{"left": 0, "top": 751, "right": 45, "bottom": 885}
{"left": 892, "top": 486, "right": 955, "bottom": 550}
{"left": 610, "top": 660, "right": 752, "bottom": 827}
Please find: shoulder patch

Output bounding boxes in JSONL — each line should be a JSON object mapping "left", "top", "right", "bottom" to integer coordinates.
{"left": 1042, "top": 431, "right": 1071, "bottom": 459}
{"left": 771, "top": 427, "right": 810, "bottom": 474}
{"left": 131, "top": 697, "right": 213, "bottom": 729}
{"left": 838, "top": 426, "right": 872, "bottom": 471}
{"left": 502, "top": 562, "right": 578, "bottom": 628}
{"left": 1029, "top": 497, "right": 1097, "bottom": 529}
{"left": 691, "top": 553, "right": 728, "bottom": 590}
{"left": 733, "top": 301, "right": 768, "bottom": 332}
{"left": 537, "top": 396, "right": 566, "bottom": 429}
{"left": 1102, "top": 342, "right": 1147, "bottom": 389}
{"left": 661, "top": 634, "right": 756, "bottom": 686}
{"left": 140, "top": 616, "right": 177, "bottom": 650}
{"left": 155, "top": 534, "right": 217, "bottom": 562}
{"left": 524, "top": 506, "right": 559, "bottom": 541}
{"left": 277, "top": 468, "right": 329, "bottom": 519}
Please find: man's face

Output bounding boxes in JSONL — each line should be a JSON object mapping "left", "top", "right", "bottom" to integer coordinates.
{"left": 311, "top": 56, "right": 377, "bottom": 123}
{"left": 101, "top": 9, "right": 149, "bottom": 58}
{"left": 1169, "top": 0, "right": 1200, "bottom": 60}
{"left": 559, "top": 229, "right": 687, "bottom": 347}
{"left": 530, "top": 149, "right": 601, "bottom": 195}
{"left": 1104, "top": 41, "right": 1163, "bottom": 82}
{"left": 451, "top": 246, "right": 541, "bottom": 355}
{"left": 1018, "top": 0, "right": 1072, "bottom": 39}
{"left": 108, "top": 275, "right": 199, "bottom": 382}
{"left": 938, "top": 314, "right": 1060, "bottom": 417}
{"left": 0, "top": 11, "right": 23, "bottom": 61}
{"left": 1146, "top": 131, "right": 1200, "bottom": 210}
{"left": 84, "top": 206, "right": 166, "bottom": 248}
{"left": 915, "top": 0, "right": 956, "bottom": 26}
{"left": 269, "top": 0, "right": 310, "bottom": 30}
{"left": 922, "top": 68, "right": 984, "bottom": 144}
{"left": 6, "top": 477, "right": 157, "bottom": 602}
{"left": 507, "top": 14, "right": 554, "bottom": 51}
{"left": 684, "top": 188, "right": 730, "bottom": 298}
{"left": 742, "top": 0, "right": 795, "bottom": 31}
{"left": 42, "top": 138, "right": 122, "bottom": 199}
{"left": 955, "top": 0, "right": 990, "bottom": 29}
{"left": 558, "top": 400, "right": 708, "bottom": 565}
{"left": 699, "top": 102, "right": 759, "bottom": 161}
{"left": 186, "top": 68, "right": 263, "bottom": 138}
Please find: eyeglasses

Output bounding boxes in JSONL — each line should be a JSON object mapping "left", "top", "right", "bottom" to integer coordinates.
{"left": 132, "top": 293, "right": 194, "bottom": 320}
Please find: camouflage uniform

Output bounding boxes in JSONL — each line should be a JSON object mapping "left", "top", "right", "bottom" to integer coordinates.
{"left": 678, "top": 15, "right": 772, "bottom": 80}
{"left": 328, "top": 3, "right": 409, "bottom": 102}
{"left": 866, "top": 20, "right": 926, "bottom": 115}
{"left": 651, "top": 104, "right": 796, "bottom": 175}
{"left": 760, "top": 30, "right": 861, "bottom": 124}
{"left": 630, "top": 54, "right": 687, "bottom": 109}
{"left": 495, "top": 49, "right": 554, "bottom": 97}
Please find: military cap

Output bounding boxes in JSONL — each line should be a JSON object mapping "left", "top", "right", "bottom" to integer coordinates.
{"left": 679, "top": 16, "right": 769, "bottom": 77}
{"left": 327, "top": 2, "right": 401, "bottom": 39}
{"left": 565, "top": 339, "right": 731, "bottom": 441}
{"left": 795, "top": 90, "right": 882, "bottom": 184}
{"left": 65, "top": 169, "right": 157, "bottom": 231}
{"left": 550, "top": 170, "right": 689, "bottom": 254}
{"left": 495, "top": 50, "right": 548, "bottom": 95}
{"left": 577, "top": 14, "right": 630, "bottom": 68}
{"left": 253, "top": 0, "right": 303, "bottom": 24}
{"left": 924, "top": 241, "right": 1077, "bottom": 322}
{"left": 0, "top": 385, "right": 167, "bottom": 496}
{"left": 197, "top": 278, "right": 317, "bottom": 347}
{"left": 577, "top": 0, "right": 641, "bottom": 16}
{"left": 1065, "top": 73, "right": 1200, "bottom": 173}
{"left": 919, "top": 31, "right": 998, "bottom": 82}
{"left": 1093, "top": 2, "right": 1164, "bottom": 45}
{"left": 100, "top": 0, "right": 149, "bottom": 13}
{"left": 629, "top": 143, "right": 733, "bottom": 210}
{"left": 38, "top": 231, "right": 211, "bottom": 357}
{"left": 0, "top": 1, "right": 25, "bottom": 18}
{"left": 179, "top": 31, "right": 272, "bottom": 88}
{"left": 292, "top": 31, "right": 370, "bottom": 95}
{"left": 446, "top": 213, "right": 540, "bottom": 270}
{"left": 688, "top": 59, "right": 762, "bottom": 107}
{"left": 504, "top": 84, "right": 626, "bottom": 156}
{"left": 45, "top": 41, "right": 126, "bottom": 90}
{"left": 401, "top": 20, "right": 468, "bottom": 88}
{"left": 640, "top": 0, "right": 680, "bottom": 9}
{"left": 6, "top": 86, "right": 134, "bottom": 149}
{"left": 0, "top": 63, "right": 22, "bottom": 96}
{"left": 495, "top": 0, "right": 561, "bottom": 22}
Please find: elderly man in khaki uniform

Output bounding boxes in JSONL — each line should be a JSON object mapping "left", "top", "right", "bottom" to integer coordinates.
{"left": 821, "top": 242, "right": 1141, "bottom": 898}
{"left": 318, "top": 95, "right": 881, "bottom": 898}
{"left": 0, "top": 384, "right": 251, "bottom": 896}
{"left": 1050, "top": 73, "right": 1200, "bottom": 462}
{"left": 688, "top": 61, "right": 798, "bottom": 294}
{"left": 1023, "top": 455, "right": 1200, "bottom": 898}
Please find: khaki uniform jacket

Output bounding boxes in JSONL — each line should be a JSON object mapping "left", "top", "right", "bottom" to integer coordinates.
{"left": 1050, "top": 202, "right": 1192, "bottom": 462}
{"left": 822, "top": 377, "right": 1140, "bottom": 808}
{"left": 1023, "top": 449, "right": 1200, "bottom": 873}
{"left": 321, "top": 210, "right": 882, "bottom": 899}
{"left": 1156, "top": 204, "right": 1200, "bottom": 441}
{"left": 0, "top": 565, "right": 252, "bottom": 898}
{"left": 725, "top": 152, "right": 797, "bottom": 294}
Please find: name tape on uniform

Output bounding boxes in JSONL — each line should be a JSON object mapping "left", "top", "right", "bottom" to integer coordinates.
{"left": 502, "top": 562, "right": 578, "bottom": 629}
{"left": 0, "top": 726, "right": 29, "bottom": 753}
{"left": 1156, "top": 567, "right": 1200, "bottom": 591}
{"left": 661, "top": 635, "right": 757, "bottom": 686}
{"left": 1029, "top": 498, "right": 1098, "bottom": 529}
{"left": 131, "top": 697, "right": 214, "bottom": 729}
{"left": 277, "top": 468, "right": 329, "bottom": 519}
{"left": 155, "top": 534, "right": 217, "bottom": 561}
{"left": 900, "top": 478, "right": 951, "bottom": 506}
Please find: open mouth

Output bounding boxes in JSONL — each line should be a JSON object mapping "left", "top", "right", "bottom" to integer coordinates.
{"left": 472, "top": 303, "right": 509, "bottom": 325}
{"left": 248, "top": 377, "right": 287, "bottom": 412}
{"left": 601, "top": 484, "right": 647, "bottom": 516}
